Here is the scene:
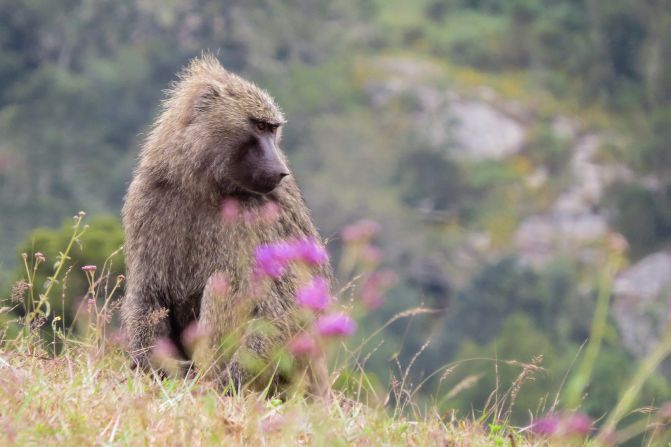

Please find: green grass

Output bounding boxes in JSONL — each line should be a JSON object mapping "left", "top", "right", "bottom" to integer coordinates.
{"left": 0, "top": 338, "right": 564, "bottom": 446}
{"left": 3, "top": 216, "right": 671, "bottom": 446}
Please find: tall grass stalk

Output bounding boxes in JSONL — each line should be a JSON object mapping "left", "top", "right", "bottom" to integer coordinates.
{"left": 23, "top": 212, "right": 88, "bottom": 329}
{"left": 563, "top": 253, "right": 623, "bottom": 409}
{"left": 599, "top": 326, "right": 671, "bottom": 440}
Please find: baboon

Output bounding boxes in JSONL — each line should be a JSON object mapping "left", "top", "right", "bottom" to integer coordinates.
{"left": 121, "top": 54, "right": 330, "bottom": 395}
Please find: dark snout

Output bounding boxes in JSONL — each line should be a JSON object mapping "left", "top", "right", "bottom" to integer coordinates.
{"left": 258, "top": 135, "right": 290, "bottom": 188}
{"left": 234, "top": 135, "right": 290, "bottom": 195}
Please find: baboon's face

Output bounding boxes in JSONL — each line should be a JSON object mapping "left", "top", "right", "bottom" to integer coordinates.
{"left": 227, "top": 118, "right": 289, "bottom": 195}
{"left": 191, "top": 83, "right": 290, "bottom": 195}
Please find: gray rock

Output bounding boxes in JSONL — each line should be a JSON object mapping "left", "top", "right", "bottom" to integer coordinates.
{"left": 448, "top": 99, "right": 526, "bottom": 160}
{"left": 613, "top": 251, "right": 671, "bottom": 357}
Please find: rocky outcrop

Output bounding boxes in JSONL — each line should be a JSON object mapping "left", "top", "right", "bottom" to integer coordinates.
{"left": 366, "top": 55, "right": 666, "bottom": 359}
{"left": 366, "top": 57, "right": 526, "bottom": 161}
{"left": 515, "top": 134, "right": 631, "bottom": 265}
{"left": 613, "top": 251, "right": 671, "bottom": 357}
{"left": 448, "top": 99, "right": 525, "bottom": 160}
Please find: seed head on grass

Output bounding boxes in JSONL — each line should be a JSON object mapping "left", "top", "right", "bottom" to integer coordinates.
{"left": 145, "top": 307, "right": 169, "bottom": 327}
{"left": 10, "top": 280, "right": 28, "bottom": 304}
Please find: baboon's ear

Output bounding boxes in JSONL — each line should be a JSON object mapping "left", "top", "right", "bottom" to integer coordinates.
{"left": 194, "top": 85, "right": 220, "bottom": 113}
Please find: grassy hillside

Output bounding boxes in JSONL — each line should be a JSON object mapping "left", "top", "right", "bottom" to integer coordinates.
{"left": 3, "top": 215, "right": 671, "bottom": 446}
{"left": 1, "top": 344, "right": 556, "bottom": 446}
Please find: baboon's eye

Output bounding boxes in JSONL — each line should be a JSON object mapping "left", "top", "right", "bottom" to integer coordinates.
{"left": 255, "top": 121, "right": 268, "bottom": 133}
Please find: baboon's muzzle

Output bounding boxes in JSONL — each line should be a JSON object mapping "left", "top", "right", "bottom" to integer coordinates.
{"left": 235, "top": 135, "right": 290, "bottom": 194}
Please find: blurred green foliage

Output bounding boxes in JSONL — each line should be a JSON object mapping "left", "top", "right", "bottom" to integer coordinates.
{"left": 11, "top": 216, "right": 123, "bottom": 326}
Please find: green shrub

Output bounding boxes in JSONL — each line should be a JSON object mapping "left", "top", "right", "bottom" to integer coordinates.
{"left": 9, "top": 215, "right": 124, "bottom": 327}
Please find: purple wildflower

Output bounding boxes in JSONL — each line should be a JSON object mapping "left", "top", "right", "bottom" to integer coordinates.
{"left": 294, "top": 237, "right": 328, "bottom": 266}
{"left": 181, "top": 321, "right": 210, "bottom": 351}
{"left": 565, "top": 412, "right": 592, "bottom": 435}
{"left": 208, "top": 272, "right": 229, "bottom": 297}
{"left": 531, "top": 412, "right": 593, "bottom": 437}
{"left": 661, "top": 402, "right": 671, "bottom": 419}
{"left": 81, "top": 265, "right": 97, "bottom": 272}
{"left": 153, "top": 337, "right": 178, "bottom": 360}
{"left": 220, "top": 198, "right": 240, "bottom": 222}
{"left": 341, "top": 219, "right": 381, "bottom": 243}
{"left": 261, "top": 413, "right": 285, "bottom": 433}
{"left": 361, "top": 270, "right": 397, "bottom": 310}
{"left": 261, "top": 201, "right": 281, "bottom": 223}
{"left": 288, "top": 332, "right": 318, "bottom": 357}
{"left": 296, "top": 276, "right": 331, "bottom": 311}
{"left": 254, "top": 238, "right": 328, "bottom": 278}
{"left": 531, "top": 414, "right": 561, "bottom": 435}
{"left": 316, "top": 313, "right": 356, "bottom": 337}
{"left": 360, "top": 244, "right": 383, "bottom": 265}
{"left": 254, "top": 242, "right": 293, "bottom": 278}
{"left": 34, "top": 252, "right": 45, "bottom": 263}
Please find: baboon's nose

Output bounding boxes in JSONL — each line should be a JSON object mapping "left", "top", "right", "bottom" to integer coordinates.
{"left": 272, "top": 171, "right": 289, "bottom": 186}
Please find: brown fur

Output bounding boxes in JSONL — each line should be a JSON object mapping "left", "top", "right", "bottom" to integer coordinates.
{"left": 121, "top": 54, "right": 329, "bottom": 395}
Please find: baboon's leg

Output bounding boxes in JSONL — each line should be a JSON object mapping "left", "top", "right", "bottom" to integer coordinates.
{"left": 194, "top": 272, "right": 255, "bottom": 388}
{"left": 196, "top": 272, "right": 330, "bottom": 396}
{"left": 122, "top": 283, "right": 172, "bottom": 371}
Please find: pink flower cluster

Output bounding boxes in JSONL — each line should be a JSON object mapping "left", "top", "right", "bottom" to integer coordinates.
{"left": 288, "top": 332, "right": 318, "bottom": 356}
{"left": 208, "top": 272, "right": 230, "bottom": 298}
{"left": 254, "top": 237, "right": 328, "bottom": 279}
{"left": 221, "top": 197, "right": 281, "bottom": 225}
{"left": 291, "top": 274, "right": 357, "bottom": 355}
{"left": 315, "top": 313, "right": 356, "bottom": 336}
{"left": 289, "top": 312, "right": 357, "bottom": 357}
{"left": 153, "top": 336, "right": 179, "bottom": 360}
{"left": 341, "top": 219, "right": 381, "bottom": 243}
{"left": 531, "top": 412, "right": 592, "bottom": 437}
{"left": 296, "top": 276, "right": 331, "bottom": 311}
{"left": 180, "top": 321, "right": 211, "bottom": 352}
{"left": 361, "top": 269, "right": 397, "bottom": 310}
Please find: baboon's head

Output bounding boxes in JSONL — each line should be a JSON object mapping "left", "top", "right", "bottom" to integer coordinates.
{"left": 149, "top": 54, "right": 290, "bottom": 195}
